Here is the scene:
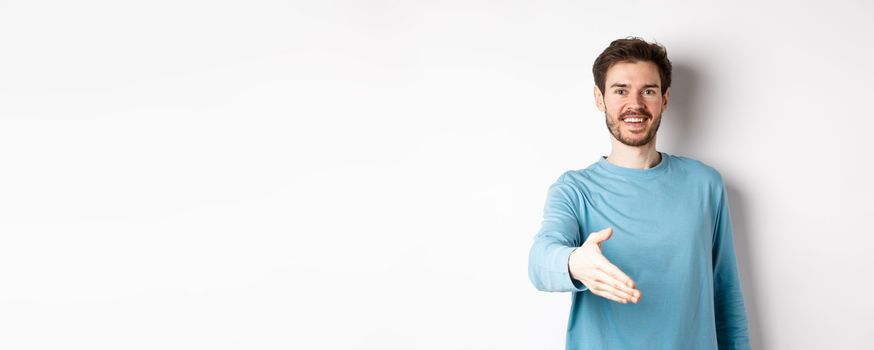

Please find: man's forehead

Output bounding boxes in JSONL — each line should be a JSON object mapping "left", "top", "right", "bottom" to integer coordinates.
{"left": 605, "top": 61, "right": 661, "bottom": 86}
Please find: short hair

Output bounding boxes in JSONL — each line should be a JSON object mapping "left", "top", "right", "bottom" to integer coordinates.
{"left": 593, "top": 37, "right": 672, "bottom": 95}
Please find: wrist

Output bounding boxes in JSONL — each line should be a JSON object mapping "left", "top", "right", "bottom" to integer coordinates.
{"left": 567, "top": 247, "right": 581, "bottom": 280}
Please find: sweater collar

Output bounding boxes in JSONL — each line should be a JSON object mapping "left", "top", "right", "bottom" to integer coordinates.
{"left": 596, "top": 151, "right": 670, "bottom": 179}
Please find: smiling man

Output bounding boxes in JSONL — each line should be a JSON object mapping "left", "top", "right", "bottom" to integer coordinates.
{"left": 527, "top": 37, "right": 751, "bottom": 349}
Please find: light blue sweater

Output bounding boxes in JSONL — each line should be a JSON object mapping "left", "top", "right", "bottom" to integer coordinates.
{"left": 528, "top": 152, "right": 750, "bottom": 349}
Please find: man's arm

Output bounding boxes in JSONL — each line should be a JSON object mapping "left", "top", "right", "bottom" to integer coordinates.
{"left": 713, "top": 182, "right": 751, "bottom": 349}
{"left": 527, "top": 177, "right": 589, "bottom": 292}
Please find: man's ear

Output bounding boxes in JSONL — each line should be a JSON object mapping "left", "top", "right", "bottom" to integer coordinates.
{"left": 662, "top": 87, "right": 670, "bottom": 112}
{"left": 594, "top": 86, "right": 605, "bottom": 112}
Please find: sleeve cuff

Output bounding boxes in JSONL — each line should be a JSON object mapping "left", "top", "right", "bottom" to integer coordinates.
{"left": 563, "top": 246, "right": 589, "bottom": 292}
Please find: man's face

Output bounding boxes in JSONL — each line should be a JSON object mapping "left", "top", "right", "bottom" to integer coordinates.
{"left": 594, "top": 61, "right": 669, "bottom": 147}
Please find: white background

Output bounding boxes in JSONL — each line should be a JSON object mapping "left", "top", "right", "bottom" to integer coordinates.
{"left": 1, "top": 1, "right": 873, "bottom": 349}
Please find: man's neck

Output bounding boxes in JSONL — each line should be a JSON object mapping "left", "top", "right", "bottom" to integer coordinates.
{"left": 605, "top": 138, "right": 661, "bottom": 169}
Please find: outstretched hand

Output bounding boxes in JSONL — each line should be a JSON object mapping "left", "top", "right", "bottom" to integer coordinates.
{"left": 568, "top": 227, "right": 642, "bottom": 304}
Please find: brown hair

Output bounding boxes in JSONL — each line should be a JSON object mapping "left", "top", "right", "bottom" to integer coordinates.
{"left": 593, "top": 37, "right": 672, "bottom": 94}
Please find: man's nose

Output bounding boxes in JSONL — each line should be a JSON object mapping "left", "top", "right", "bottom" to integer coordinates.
{"left": 633, "top": 93, "right": 646, "bottom": 106}
{"left": 625, "top": 95, "right": 647, "bottom": 113}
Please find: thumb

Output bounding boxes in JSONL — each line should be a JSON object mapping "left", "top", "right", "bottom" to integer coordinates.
{"left": 588, "top": 227, "right": 613, "bottom": 243}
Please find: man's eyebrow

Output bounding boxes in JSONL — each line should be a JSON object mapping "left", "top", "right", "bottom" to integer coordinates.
{"left": 608, "top": 83, "right": 660, "bottom": 89}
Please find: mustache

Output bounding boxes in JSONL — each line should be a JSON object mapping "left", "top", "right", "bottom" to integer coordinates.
{"left": 620, "top": 110, "right": 652, "bottom": 118}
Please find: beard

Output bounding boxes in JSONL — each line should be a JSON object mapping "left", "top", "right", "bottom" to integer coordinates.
{"left": 605, "top": 109, "right": 662, "bottom": 147}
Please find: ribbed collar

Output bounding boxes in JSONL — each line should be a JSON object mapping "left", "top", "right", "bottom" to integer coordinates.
{"left": 596, "top": 151, "right": 670, "bottom": 179}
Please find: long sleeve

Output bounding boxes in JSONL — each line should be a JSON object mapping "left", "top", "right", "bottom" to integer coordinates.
{"left": 712, "top": 182, "right": 751, "bottom": 349}
{"left": 528, "top": 176, "right": 588, "bottom": 293}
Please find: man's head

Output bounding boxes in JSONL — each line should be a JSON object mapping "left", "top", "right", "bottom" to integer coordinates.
{"left": 592, "top": 37, "right": 672, "bottom": 147}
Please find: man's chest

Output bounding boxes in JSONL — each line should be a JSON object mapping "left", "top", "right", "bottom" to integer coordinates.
{"left": 575, "top": 180, "right": 716, "bottom": 261}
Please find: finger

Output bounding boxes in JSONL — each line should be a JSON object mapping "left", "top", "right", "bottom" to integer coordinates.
{"left": 597, "top": 272, "right": 634, "bottom": 300}
{"left": 590, "top": 284, "right": 627, "bottom": 304}
{"left": 597, "top": 260, "right": 639, "bottom": 297}
{"left": 601, "top": 284, "right": 633, "bottom": 303}
{"left": 593, "top": 271, "right": 634, "bottom": 301}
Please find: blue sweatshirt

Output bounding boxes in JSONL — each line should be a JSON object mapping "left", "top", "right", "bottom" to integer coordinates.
{"left": 528, "top": 152, "right": 750, "bottom": 349}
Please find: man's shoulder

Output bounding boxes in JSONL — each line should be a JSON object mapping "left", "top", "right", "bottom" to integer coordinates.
{"left": 553, "top": 162, "right": 601, "bottom": 185}
{"left": 542, "top": 162, "right": 604, "bottom": 197}
{"left": 668, "top": 153, "right": 725, "bottom": 185}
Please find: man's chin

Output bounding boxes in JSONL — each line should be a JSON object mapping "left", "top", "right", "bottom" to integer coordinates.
{"left": 617, "top": 135, "right": 655, "bottom": 147}
{"left": 620, "top": 141, "right": 651, "bottom": 147}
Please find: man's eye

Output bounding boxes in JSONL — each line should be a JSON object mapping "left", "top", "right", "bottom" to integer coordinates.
{"left": 615, "top": 90, "right": 625, "bottom": 95}
{"left": 643, "top": 90, "right": 656, "bottom": 95}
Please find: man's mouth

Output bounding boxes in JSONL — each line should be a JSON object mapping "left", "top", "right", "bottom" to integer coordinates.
{"left": 622, "top": 116, "right": 647, "bottom": 123}
{"left": 620, "top": 114, "right": 650, "bottom": 130}
{"left": 621, "top": 115, "right": 649, "bottom": 123}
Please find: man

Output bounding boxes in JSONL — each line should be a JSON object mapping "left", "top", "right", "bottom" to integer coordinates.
{"left": 527, "top": 37, "right": 750, "bottom": 349}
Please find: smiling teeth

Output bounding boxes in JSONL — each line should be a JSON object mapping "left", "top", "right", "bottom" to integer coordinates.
{"left": 625, "top": 117, "right": 644, "bottom": 122}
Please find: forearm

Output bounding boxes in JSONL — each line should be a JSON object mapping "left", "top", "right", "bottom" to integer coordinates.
{"left": 528, "top": 236, "right": 586, "bottom": 292}
{"left": 713, "top": 183, "right": 751, "bottom": 349}
{"left": 528, "top": 178, "right": 587, "bottom": 293}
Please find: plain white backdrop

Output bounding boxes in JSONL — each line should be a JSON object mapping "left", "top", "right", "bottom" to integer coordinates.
{"left": 1, "top": 1, "right": 873, "bottom": 349}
